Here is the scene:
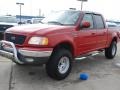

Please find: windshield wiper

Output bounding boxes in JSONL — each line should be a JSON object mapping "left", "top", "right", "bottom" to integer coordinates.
{"left": 47, "top": 21, "right": 63, "bottom": 25}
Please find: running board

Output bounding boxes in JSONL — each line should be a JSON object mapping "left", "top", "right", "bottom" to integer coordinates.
{"left": 75, "top": 51, "right": 103, "bottom": 61}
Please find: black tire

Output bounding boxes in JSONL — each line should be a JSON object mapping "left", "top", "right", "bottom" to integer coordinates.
{"left": 105, "top": 41, "right": 117, "bottom": 59}
{"left": 46, "top": 49, "right": 72, "bottom": 80}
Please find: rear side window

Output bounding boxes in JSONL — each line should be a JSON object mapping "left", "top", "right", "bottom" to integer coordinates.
{"left": 93, "top": 15, "right": 105, "bottom": 29}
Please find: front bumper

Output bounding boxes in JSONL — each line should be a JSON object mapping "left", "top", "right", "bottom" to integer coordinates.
{"left": 0, "top": 40, "right": 53, "bottom": 64}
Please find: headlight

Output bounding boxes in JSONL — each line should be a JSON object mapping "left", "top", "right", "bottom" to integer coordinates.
{"left": 28, "top": 37, "right": 48, "bottom": 45}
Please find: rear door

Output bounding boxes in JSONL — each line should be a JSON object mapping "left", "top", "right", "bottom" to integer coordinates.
{"left": 75, "top": 13, "right": 97, "bottom": 55}
{"left": 93, "top": 14, "right": 108, "bottom": 49}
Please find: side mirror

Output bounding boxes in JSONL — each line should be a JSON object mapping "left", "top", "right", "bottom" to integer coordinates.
{"left": 81, "top": 21, "right": 91, "bottom": 28}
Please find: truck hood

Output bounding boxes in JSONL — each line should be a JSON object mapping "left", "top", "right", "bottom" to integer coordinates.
{"left": 6, "top": 24, "right": 74, "bottom": 35}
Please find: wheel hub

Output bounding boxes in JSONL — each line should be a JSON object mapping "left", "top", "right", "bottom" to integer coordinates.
{"left": 112, "top": 44, "right": 116, "bottom": 56}
{"left": 58, "top": 56, "right": 70, "bottom": 74}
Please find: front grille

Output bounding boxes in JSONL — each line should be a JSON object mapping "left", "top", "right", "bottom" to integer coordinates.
{"left": 5, "top": 33, "right": 26, "bottom": 45}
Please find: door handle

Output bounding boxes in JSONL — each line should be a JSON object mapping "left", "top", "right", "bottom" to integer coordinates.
{"left": 103, "top": 32, "right": 106, "bottom": 34}
{"left": 91, "top": 33, "right": 95, "bottom": 35}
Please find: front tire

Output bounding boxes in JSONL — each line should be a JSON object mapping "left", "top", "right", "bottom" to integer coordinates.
{"left": 46, "top": 49, "right": 72, "bottom": 80}
{"left": 105, "top": 41, "right": 117, "bottom": 59}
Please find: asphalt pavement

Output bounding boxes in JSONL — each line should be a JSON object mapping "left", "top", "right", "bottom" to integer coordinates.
{"left": 1, "top": 44, "right": 120, "bottom": 90}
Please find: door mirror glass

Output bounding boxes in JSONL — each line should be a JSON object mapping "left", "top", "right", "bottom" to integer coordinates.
{"left": 81, "top": 21, "right": 91, "bottom": 28}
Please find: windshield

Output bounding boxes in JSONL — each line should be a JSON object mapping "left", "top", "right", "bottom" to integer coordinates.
{"left": 42, "top": 10, "right": 80, "bottom": 25}
{"left": 0, "top": 16, "right": 17, "bottom": 23}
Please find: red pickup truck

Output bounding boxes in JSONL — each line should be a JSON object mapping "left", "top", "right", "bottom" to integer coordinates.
{"left": 0, "top": 10, "right": 120, "bottom": 80}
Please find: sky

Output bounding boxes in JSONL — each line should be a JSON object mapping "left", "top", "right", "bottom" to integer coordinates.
{"left": 0, "top": 0, "right": 119, "bottom": 20}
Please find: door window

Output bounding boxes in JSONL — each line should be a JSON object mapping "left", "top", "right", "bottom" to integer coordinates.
{"left": 93, "top": 15, "right": 105, "bottom": 29}
{"left": 82, "top": 14, "right": 94, "bottom": 29}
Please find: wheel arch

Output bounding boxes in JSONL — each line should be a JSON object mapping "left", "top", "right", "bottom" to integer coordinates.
{"left": 112, "top": 37, "right": 117, "bottom": 43}
{"left": 52, "top": 41, "right": 75, "bottom": 57}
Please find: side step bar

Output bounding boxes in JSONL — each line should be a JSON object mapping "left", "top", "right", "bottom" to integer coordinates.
{"left": 75, "top": 51, "right": 103, "bottom": 61}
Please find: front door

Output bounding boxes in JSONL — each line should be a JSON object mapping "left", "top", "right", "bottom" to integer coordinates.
{"left": 75, "top": 13, "right": 97, "bottom": 55}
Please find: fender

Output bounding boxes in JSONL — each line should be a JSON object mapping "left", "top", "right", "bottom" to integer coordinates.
{"left": 107, "top": 32, "right": 118, "bottom": 47}
{"left": 47, "top": 32, "right": 77, "bottom": 57}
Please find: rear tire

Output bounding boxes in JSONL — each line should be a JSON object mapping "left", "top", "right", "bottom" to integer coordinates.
{"left": 105, "top": 41, "right": 117, "bottom": 59}
{"left": 46, "top": 49, "right": 72, "bottom": 80}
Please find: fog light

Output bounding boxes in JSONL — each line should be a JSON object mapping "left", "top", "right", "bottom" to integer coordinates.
{"left": 26, "top": 58, "right": 34, "bottom": 62}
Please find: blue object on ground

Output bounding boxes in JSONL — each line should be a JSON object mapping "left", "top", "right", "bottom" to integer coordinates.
{"left": 79, "top": 73, "right": 89, "bottom": 80}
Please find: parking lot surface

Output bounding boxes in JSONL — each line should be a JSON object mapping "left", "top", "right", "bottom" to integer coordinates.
{"left": 1, "top": 44, "right": 120, "bottom": 90}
